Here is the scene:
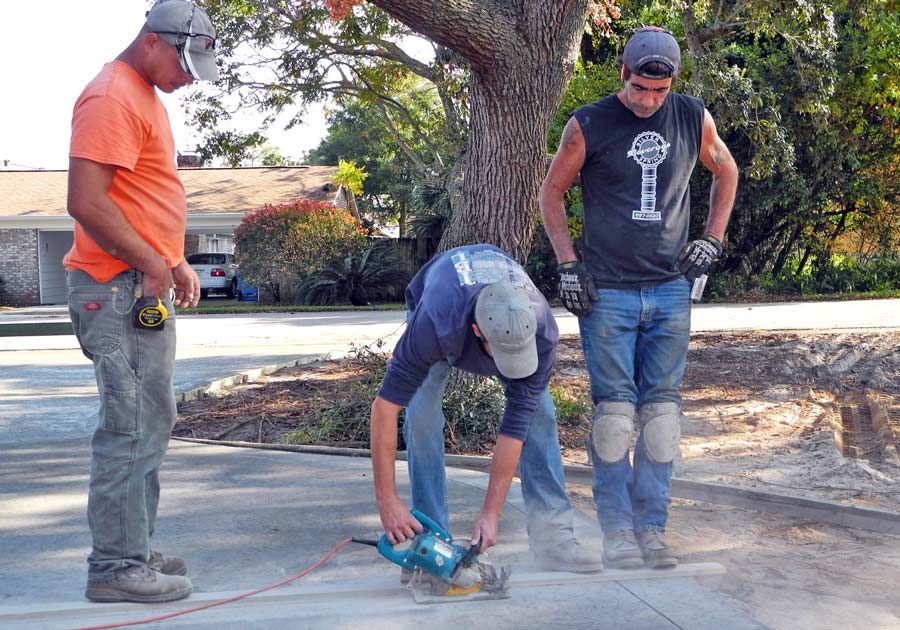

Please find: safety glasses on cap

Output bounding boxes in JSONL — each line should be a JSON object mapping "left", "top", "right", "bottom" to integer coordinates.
{"left": 152, "top": 3, "right": 218, "bottom": 81}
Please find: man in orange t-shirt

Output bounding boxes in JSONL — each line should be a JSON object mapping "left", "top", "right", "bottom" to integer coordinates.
{"left": 65, "top": 0, "right": 218, "bottom": 604}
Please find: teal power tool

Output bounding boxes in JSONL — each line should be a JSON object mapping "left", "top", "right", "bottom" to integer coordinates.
{"left": 353, "top": 508, "right": 510, "bottom": 599}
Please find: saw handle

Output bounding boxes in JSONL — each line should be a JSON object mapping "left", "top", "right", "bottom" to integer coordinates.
{"left": 376, "top": 508, "right": 449, "bottom": 567}
{"left": 460, "top": 536, "right": 482, "bottom": 567}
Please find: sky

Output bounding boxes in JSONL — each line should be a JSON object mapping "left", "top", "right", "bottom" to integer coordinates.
{"left": 0, "top": 0, "right": 326, "bottom": 171}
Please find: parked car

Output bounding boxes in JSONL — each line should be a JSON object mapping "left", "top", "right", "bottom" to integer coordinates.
{"left": 186, "top": 252, "right": 238, "bottom": 298}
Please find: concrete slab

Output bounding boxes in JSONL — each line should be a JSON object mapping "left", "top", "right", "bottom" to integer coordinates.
{"left": 0, "top": 440, "right": 762, "bottom": 630}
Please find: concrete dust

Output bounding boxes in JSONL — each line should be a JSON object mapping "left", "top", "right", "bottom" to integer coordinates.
{"left": 559, "top": 330, "right": 900, "bottom": 630}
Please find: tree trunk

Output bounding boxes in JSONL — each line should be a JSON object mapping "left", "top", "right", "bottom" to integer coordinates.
{"left": 772, "top": 224, "right": 803, "bottom": 276}
{"left": 367, "top": 0, "right": 590, "bottom": 263}
{"left": 437, "top": 70, "right": 559, "bottom": 261}
{"left": 398, "top": 199, "right": 407, "bottom": 238}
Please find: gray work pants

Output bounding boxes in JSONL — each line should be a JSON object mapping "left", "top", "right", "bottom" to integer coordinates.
{"left": 67, "top": 269, "right": 177, "bottom": 576}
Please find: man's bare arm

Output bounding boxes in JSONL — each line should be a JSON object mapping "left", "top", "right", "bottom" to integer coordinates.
{"left": 370, "top": 395, "right": 423, "bottom": 544}
{"left": 697, "top": 111, "right": 739, "bottom": 242}
{"left": 539, "top": 118, "right": 586, "bottom": 264}
{"left": 67, "top": 157, "right": 172, "bottom": 297}
{"left": 470, "top": 434, "right": 523, "bottom": 551}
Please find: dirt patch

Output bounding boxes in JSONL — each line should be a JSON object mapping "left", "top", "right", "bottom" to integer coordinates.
{"left": 175, "top": 330, "right": 900, "bottom": 629}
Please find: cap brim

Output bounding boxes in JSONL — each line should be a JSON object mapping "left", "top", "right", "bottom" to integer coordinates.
{"left": 492, "top": 344, "right": 539, "bottom": 380}
{"left": 183, "top": 47, "right": 218, "bottom": 82}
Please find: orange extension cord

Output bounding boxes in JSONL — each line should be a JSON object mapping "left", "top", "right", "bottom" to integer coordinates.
{"left": 73, "top": 537, "right": 353, "bottom": 630}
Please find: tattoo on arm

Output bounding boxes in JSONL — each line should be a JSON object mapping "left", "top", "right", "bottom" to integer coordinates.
{"left": 560, "top": 118, "right": 582, "bottom": 150}
{"left": 711, "top": 137, "right": 730, "bottom": 166}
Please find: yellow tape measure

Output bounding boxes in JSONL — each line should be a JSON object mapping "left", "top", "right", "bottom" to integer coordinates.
{"left": 134, "top": 296, "right": 168, "bottom": 330}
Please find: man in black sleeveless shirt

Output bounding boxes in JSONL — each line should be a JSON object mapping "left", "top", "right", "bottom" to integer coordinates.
{"left": 539, "top": 27, "right": 738, "bottom": 569}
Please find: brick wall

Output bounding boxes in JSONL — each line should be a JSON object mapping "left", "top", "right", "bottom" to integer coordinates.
{"left": 184, "top": 234, "right": 200, "bottom": 257}
{"left": 0, "top": 229, "right": 40, "bottom": 306}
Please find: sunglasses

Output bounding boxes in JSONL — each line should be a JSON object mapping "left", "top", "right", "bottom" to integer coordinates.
{"left": 154, "top": 30, "right": 215, "bottom": 79}
{"left": 152, "top": 3, "right": 215, "bottom": 80}
{"left": 154, "top": 31, "right": 216, "bottom": 50}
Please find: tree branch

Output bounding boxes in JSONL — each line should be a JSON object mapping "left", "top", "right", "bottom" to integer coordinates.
{"left": 365, "top": 0, "right": 517, "bottom": 73}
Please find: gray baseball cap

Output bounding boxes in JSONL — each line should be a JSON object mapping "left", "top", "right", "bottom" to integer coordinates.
{"left": 146, "top": 0, "right": 219, "bottom": 81}
{"left": 621, "top": 26, "right": 681, "bottom": 79}
{"left": 474, "top": 281, "right": 539, "bottom": 380}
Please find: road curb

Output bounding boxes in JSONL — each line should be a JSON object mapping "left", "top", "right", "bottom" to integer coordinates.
{"left": 174, "top": 351, "right": 349, "bottom": 403}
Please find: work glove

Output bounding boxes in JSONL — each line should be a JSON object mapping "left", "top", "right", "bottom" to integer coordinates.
{"left": 557, "top": 261, "right": 597, "bottom": 317}
{"left": 674, "top": 234, "right": 723, "bottom": 282}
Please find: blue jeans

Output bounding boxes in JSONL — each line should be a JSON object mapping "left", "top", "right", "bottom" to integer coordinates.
{"left": 578, "top": 277, "right": 691, "bottom": 533}
{"left": 403, "top": 361, "right": 575, "bottom": 552}
{"left": 67, "top": 269, "right": 178, "bottom": 576}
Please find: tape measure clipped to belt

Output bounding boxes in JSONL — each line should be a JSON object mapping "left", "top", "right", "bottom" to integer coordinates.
{"left": 133, "top": 296, "right": 168, "bottom": 331}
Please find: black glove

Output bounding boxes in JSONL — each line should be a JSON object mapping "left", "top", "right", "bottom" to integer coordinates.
{"left": 674, "top": 234, "right": 723, "bottom": 282}
{"left": 557, "top": 261, "right": 598, "bottom": 317}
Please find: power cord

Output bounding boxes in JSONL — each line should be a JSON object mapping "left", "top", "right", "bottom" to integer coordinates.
{"left": 72, "top": 537, "right": 353, "bottom": 630}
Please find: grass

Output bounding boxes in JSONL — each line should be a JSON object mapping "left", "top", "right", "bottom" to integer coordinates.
{"left": 705, "top": 288, "right": 900, "bottom": 304}
{"left": 176, "top": 299, "right": 406, "bottom": 315}
{"left": 0, "top": 322, "right": 73, "bottom": 336}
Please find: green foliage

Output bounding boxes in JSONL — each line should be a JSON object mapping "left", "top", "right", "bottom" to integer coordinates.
{"left": 197, "top": 130, "right": 266, "bottom": 167}
{"left": 280, "top": 346, "right": 509, "bottom": 456}
{"left": 0, "top": 275, "right": 5, "bottom": 306}
{"left": 708, "top": 256, "right": 900, "bottom": 298}
{"left": 234, "top": 199, "right": 367, "bottom": 302}
{"left": 297, "top": 242, "right": 409, "bottom": 305}
{"left": 334, "top": 159, "right": 369, "bottom": 197}
{"left": 550, "top": 385, "right": 591, "bottom": 428}
{"left": 282, "top": 343, "right": 390, "bottom": 447}
{"left": 259, "top": 145, "right": 300, "bottom": 166}
{"left": 408, "top": 180, "right": 452, "bottom": 240}
{"left": 194, "top": 0, "right": 464, "bottom": 216}
{"left": 439, "top": 372, "right": 507, "bottom": 454}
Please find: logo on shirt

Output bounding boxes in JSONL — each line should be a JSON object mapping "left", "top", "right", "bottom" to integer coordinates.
{"left": 451, "top": 250, "right": 535, "bottom": 292}
{"left": 626, "top": 131, "right": 670, "bottom": 221}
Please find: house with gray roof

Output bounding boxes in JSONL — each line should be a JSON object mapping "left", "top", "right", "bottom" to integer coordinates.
{"left": 0, "top": 166, "right": 342, "bottom": 306}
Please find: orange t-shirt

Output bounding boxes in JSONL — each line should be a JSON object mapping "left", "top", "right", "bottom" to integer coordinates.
{"left": 63, "top": 61, "right": 187, "bottom": 282}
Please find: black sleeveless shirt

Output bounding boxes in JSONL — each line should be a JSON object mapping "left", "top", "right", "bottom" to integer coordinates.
{"left": 573, "top": 92, "right": 704, "bottom": 287}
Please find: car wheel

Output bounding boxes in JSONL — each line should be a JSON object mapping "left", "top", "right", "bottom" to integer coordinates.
{"left": 226, "top": 278, "right": 237, "bottom": 298}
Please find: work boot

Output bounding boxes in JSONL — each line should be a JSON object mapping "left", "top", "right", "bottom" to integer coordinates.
{"left": 85, "top": 565, "right": 193, "bottom": 603}
{"left": 148, "top": 550, "right": 188, "bottom": 576}
{"left": 533, "top": 539, "right": 604, "bottom": 573}
{"left": 602, "top": 529, "right": 644, "bottom": 569}
{"left": 636, "top": 530, "right": 678, "bottom": 569}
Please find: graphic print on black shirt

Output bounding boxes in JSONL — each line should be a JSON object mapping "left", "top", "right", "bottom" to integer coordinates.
{"left": 627, "top": 131, "right": 670, "bottom": 222}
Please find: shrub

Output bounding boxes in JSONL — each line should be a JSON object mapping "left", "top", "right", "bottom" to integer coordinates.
{"left": 440, "top": 372, "right": 507, "bottom": 454}
{"left": 0, "top": 275, "right": 5, "bottom": 306}
{"left": 280, "top": 345, "right": 508, "bottom": 455}
{"left": 234, "top": 199, "right": 366, "bottom": 302}
{"left": 550, "top": 385, "right": 591, "bottom": 428}
{"left": 298, "top": 242, "right": 409, "bottom": 306}
{"left": 707, "top": 255, "right": 900, "bottom": 299}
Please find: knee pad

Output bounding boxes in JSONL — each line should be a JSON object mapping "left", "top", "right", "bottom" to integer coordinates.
{"left": 591, "top": 401, "right": 635, "bottom": 463}
{"left": 639, "top": 402, "right": 681, "bottom": 463}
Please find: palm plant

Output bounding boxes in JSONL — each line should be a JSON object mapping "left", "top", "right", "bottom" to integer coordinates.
{"left": 298, "top": 243, "right": 409, "bottom": 306}
{"left": 408, "top": 180, "right": 451, "bottom": 241}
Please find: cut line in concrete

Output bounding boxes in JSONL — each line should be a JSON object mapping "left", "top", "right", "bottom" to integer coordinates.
{"left": 0, "top": 565, "right": 727, "bottom": 628}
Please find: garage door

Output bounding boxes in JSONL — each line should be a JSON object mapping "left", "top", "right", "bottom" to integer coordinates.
{"left": 38, "top": 231, "right": 73, "bottom": 304}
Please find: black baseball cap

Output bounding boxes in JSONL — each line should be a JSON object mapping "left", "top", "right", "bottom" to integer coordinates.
{"left": 621, "top": 26, "right": 681, "bottom": 79}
